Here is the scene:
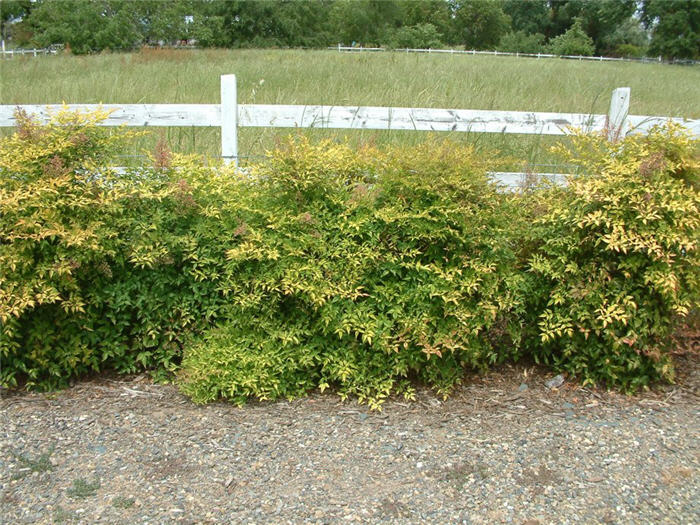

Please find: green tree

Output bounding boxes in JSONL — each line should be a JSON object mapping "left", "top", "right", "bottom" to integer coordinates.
{"left": 401, "top": 0, "right": 452, "bottom": 39}
{"left": 548, "top": 0, "right": 636, "bottom": 54}
{"left": 1, "top": 0, "right": 33, "bottom": 45}
{"left": 548, "top": 18, "right": 595, "bottom": 56}
{"left": 200, "top": 0, "right": 332, "bottom": 48}
{"left": 138, "top": 0, "right": 198, "bottom": 44}
{"left": 450, "top": 0, "right": 511, "bottom": 49}
{"left": 385, "top": 23, "right": 443, "bottom": 49}
{"left": 599, "top": 16, "right": 649, "bottom": 56}
{"left": 642, "top": 0, "right": 700, "bottom": 59}
{"left": 329, "top": 0, "right": 403, "bottom": 45}
{"left": 498, "top": 30, "right": 546, "bottom": 54}
{"left": 503, "top": 0, "right": 550, "bottom": 36}
{"left": 26, "top": 0, "right": 143, "bottom": 54}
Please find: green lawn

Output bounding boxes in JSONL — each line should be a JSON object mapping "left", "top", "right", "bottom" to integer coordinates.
{"left": 2, "top": 48, "right": 698, "bottom": 166}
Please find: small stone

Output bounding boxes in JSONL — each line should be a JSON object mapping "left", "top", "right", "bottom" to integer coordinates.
{"left": 518, "top": 383, "right": 528, "bottom": 392}
{"left": 562, "top": 402, "right": 575, "bottom": 410}
{"left": 545, "top": 374, "right": 565, "bottom": 389}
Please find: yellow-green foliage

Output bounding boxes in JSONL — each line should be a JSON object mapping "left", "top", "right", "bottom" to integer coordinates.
{"left": 2, "top": 109, "right": 697, "bottom": 402}
{"left": 0, "top": 109, "right": 133, "bottom": 320}
{"left": 179, "top": 138, "right": 526, "bottom": 408}
{"left": 0, "top": 109, "right": 138, "bottom": 387}
{"left": 0, "top": 109, "right": 236, "bottom": 389}
{"left": 524, "top": 123, "right": 699, "bottom": 389}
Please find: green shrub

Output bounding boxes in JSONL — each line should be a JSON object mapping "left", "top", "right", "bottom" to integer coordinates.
{"left": 0, "top": 108, "right": 137, "bottom": 388}
{"left": 548, "top": 19, "right": 596, "bottom": 57}
{"left": 179, "top": 139, "right": 526, "bottom": 408}
{"left": 384, "top": 23, "right": 444, "bottom": 50}
{"left": 0, "top": 109, "right": 235, "bottom": 389}
{"left": 614, "top": 44, "right": 646, "bottom": 58}
{"left": 3, "top": 108, "right": 696, "bottom": 403}
{"left": 497, "top": 31, "right": 546, "bottom": 54}
{"left": 523, "top": 123, "right": 699, "bottom": 390}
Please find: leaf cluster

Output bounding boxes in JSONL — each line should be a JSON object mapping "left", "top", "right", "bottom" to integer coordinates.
{"left": 2, "top": 110, "right": 697, "bottom": 406}
{"left": 0, "top": 109, "right": 235, "bottom": 389}
{"left": 522, "top": 123, "right": 699, "bottom": 390}
{"left": 180, "top": 138, "right": 527, "bottom": 408}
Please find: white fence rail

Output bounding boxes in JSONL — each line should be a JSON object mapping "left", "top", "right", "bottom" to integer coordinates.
{"left": 1, "top": 75, "right": 698, "bottom": 166}
{"left": 331, "top": 45, "right": 700, "bottom": 66}
{"left": 1, "top": 47, "right": 58, "bottom": 58}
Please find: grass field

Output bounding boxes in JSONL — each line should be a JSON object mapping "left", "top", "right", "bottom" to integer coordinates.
{"left": 2, "top": 48, "right": 699, "bottom": 167}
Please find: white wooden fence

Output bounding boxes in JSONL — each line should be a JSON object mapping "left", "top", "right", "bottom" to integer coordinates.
{"left": 331, "top": 45, "right": 700, "bottom": 66}
{"left": 1, "top": 75, "right": 698, "bottom": 171}
{"left": 0, "top": 47, "right": 58, "bottom": 58}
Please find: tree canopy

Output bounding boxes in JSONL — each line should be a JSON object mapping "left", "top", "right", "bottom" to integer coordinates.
{"left": 3, "top": 0, "right": 697, "bottom": 60}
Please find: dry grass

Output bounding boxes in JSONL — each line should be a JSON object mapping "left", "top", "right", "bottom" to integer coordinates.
{"left": 2, "top": 48, "right": 698, "bottom": 166}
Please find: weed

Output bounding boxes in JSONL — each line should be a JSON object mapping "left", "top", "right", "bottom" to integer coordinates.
{"left": 440, "top": 462, "right": 491, "bottom": 490}
{"left": 10, "top": 445, "right": 55, "bottom": 479}
{"left": 379, "top": 498, "right": 412, "bottom": 518}
{"left": 111, "top": 495, "right": 135, "bottom": 509}
{"left": 53, "top": 505, "right": 77, "bottom": 523}
{"left": 517, "top": 465, "right": 560, "bottom": 489}
{"left": 67, "top": 477, "right": 101, "bottom": 499}
{"left": 660, "top": 466, "right": 693, "bottom": 485}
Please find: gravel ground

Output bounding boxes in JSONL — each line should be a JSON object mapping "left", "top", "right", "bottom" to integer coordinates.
{"left": 1, "top": 357, "right": 698, "bottom": 525}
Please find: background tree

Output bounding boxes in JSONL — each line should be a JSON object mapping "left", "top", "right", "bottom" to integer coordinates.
{"left": 547, "top": 0, "right": 636, "bottom": 54}
{"left": 27, "top": 0, "right": 142, "bottom": 54}
{"left": 503, "top": 0, "right": 551, "bottom": 36}
{"left": 139, "top": 0, "right": 198, "bottom": 44}
{"left": 498, "top": 30, "right": 546, "bottom": 54}
{"left": 329, "top": 0, "right": 403, "bottom": 46}
{"left": 385, "top": 23, "right": 443, "bottom": 49}
{"left": 0, "top": 0, "right": 34, "bottom": 46}
{"left": 401, "top": 0, "right": 452, "bottom": 39}
{"left": 16, "top": 0, "right": 696, "bottom": 60}
{"left": 450, "top": 0, "right": 511, "bottom": 49}
{"left": 599, "top": 16, "right": 649, "bottom": 57}
{"left": 548, "top": 17, "right": 595, "bottom": 56}
{"left": 641, "top": 0, "right": 700, "bottom": 59}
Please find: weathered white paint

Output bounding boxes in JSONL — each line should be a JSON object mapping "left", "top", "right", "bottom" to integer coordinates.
{"left": 4, "top": 104, "right": 695, "bottom": 140}
{"left": 0, "top": 103, "right": 605, "bottom": 136}
{"left": 238, "top": 105, "right": 604, "bottom": 135}
{"left": 607, "top": 87, "right": 630, "bottom": 141}
{"left": 488, "top": 172, "right": 568, "bottom": 189}
{"left": 220, "top": 74, "right": 238, "bottom": 166}
{"left": 0, "top": 104, "right": 221, "bottom": 127}
{"left": 1, "top": 78, "right": 698, "bottom": 166}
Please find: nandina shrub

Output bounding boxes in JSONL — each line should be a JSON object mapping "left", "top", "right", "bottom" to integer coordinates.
{"left": 523, "top": 123, "right": 699, "bottom": 390}
{"left": 179, "top": 138, "right": 527, "bottom": 408}
{"left": 0, "top": 109, "right": 236, "bottom": 389}
{"left": 4, "top": 109, "right": 696, "bottom": 402}
{"left": 89, "top": 154, "right": 242, "bottom": 377}
{"left": 0, "top": 108, "right": 140, "bottom": 388}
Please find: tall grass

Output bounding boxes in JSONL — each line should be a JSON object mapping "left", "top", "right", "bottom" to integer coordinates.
{"left": 2, "top": 48, "right": 698, "bottom": 166}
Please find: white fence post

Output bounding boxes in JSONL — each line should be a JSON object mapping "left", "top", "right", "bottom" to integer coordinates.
{"left": 220, "top": 74, "right": 238, "bottom": 166}
{"left": 607, "top": 87, "right": 630, "bottom": 142}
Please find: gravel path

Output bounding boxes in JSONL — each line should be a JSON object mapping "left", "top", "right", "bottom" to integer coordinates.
{"left": 2, "top": 358, "right": 698, "bottom": 525}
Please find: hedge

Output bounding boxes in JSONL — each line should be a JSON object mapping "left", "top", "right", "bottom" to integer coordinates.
{"left": 1, "top": 109, "right": 697, "bottom": 406}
